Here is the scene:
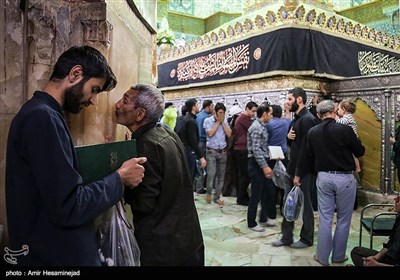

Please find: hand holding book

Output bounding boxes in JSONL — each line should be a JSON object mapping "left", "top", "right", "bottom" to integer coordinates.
{"left": 76, "top": 139, "right": 146, "bottom": 188}
{"left": 117, "top": 157, "right": 147, "bottom": 188}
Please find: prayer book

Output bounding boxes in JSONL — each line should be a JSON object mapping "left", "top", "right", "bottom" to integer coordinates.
{"left": 75, "top": 139, "right": 137, "bottom": 185}
{"left": 268, "top": 146, "right": 285, "bottom": 160}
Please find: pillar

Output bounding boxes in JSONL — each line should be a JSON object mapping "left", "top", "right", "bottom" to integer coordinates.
{"left": 382, "top": 89, "right": 393, "bottom": 195}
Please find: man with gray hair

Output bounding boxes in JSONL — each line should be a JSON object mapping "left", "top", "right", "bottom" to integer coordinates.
{"left": 115, "top": 84, "right": 204, "bottom": 266}
{"left": 306, "top": 99, "right": 365, "bottom": 266}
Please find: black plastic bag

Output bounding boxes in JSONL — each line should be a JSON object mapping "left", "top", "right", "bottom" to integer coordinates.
{"left": 95, "top": 201, "right": 140, "bottom": 266}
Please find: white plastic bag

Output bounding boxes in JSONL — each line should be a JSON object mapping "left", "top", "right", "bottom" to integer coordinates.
{"left": 193, "top": 159, "right": 206, "bottom": 185}
{"left": 283, "top": 186, "right": 304, "bottom": 222}
{"left": 272, "top": 161, "right": 291, "bottom": 189}
{"left": 95, "top": 201, "right": 140, "bottom": 266}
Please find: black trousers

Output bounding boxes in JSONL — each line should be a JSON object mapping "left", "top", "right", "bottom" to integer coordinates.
{"left": 350, "top": 246, "right": 379, "bottom": 266}
{"left": 180, "top": 245, "right": 205, "bottom": 266}
{"left": 234, "top": 150, "right": 250, "bottom": 205}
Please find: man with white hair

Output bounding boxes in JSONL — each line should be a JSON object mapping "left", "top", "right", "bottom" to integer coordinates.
{"left": 307, "top": 99, "right": 365, "bottom": 266}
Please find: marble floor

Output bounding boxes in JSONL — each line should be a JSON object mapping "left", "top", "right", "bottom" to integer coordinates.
{"left": 194, "top": 193, "right": 389, "bottom": 267}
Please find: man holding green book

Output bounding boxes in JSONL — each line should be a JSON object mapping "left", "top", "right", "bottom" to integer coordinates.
{"left": 6, "top": 46, "right": 147, "bottom": 266}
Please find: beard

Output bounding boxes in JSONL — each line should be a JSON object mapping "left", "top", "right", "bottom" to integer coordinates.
{"left": 289, "top": 100, "right": 299, "bottom": 112}
{"left": 63, "top": 80, "right": 88, "bottom": 114}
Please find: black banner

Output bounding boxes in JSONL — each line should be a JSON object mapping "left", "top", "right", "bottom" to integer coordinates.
{"left": 158, "top": 27, "right": 400, "bottom": 89}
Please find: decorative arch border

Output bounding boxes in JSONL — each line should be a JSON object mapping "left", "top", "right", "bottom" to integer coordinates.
{"left": 159, "top": 4, "right": 400, "bottom": 62}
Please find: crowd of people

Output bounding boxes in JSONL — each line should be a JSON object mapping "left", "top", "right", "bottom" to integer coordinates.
{"left": 165, "top": 86, "right": 399, "bottom": 267}
{"left": 5, "top": 45, "right": 399, "bottom": 267}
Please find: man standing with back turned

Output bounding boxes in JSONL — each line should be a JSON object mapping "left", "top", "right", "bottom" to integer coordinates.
{"left": 6, "top": 46, "right": 147, "bottom": 266}
{"left": 307, "top": 100, "right": 365, "bottom": 266}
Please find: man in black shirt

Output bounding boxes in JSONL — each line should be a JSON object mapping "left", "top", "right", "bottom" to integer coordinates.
{"left": 307, "top": 100, "right": 365, "bottom": 266}
{"left": 272, "top": 87, "right": 317, "bottom": 249}
{"left": 174, "top": 105, "right": 187, "bottom": 135}
{"left": 178, "top": 98, "right": 206, "bottom": 185}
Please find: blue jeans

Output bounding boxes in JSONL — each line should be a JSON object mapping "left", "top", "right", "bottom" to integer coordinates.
{"left": 247, "top": 158, "right": 276, "bottom": 227}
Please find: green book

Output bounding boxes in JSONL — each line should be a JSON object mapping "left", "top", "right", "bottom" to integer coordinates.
{"left": 75, "top": 139, "right": 137, "bottom": 185}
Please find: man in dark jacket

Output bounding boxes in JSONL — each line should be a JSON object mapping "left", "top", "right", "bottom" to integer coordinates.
{"left": 174, "top": 105, "right": 187, "bottom": 135}
{"left": 115, "top": 84, "right": 204, "bottom": 266}
{"left": 272, "top": 87, "right": 317, "bottom": 249}
{"left": 6, "top": 46, "right": 146, "bottom": 266}
{"left": 178, "top": 98, "right": 207, "bottom": 191}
